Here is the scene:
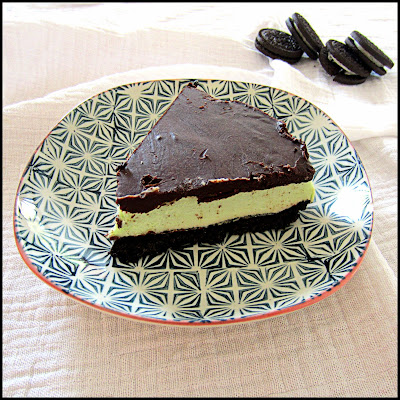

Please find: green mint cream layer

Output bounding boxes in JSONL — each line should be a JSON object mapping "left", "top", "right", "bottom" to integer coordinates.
{"left": 108, "top": 180, "right": 315, "bottom": 238}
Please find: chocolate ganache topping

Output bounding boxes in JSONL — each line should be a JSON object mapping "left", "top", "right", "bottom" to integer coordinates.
{"left": 116, "top": 83, "right": 315, "bottom": 213}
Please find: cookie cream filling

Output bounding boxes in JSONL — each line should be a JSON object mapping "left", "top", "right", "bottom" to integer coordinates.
{"left": 107, "top": 181, "right": 315, "bottom": 238}
{"left": 327, "top": 53, "right": 357, "bottom": 75}
{"left": 351, "top": 36, "right": 385, "bottom": 68}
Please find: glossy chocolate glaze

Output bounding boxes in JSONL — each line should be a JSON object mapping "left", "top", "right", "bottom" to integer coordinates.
{"left": 116, "top": 83, "right": 315, "bottom": 213}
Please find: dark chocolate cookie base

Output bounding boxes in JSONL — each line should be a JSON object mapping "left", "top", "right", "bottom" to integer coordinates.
{"left": 110, "top": 201, "right": 310, "bottom": 265}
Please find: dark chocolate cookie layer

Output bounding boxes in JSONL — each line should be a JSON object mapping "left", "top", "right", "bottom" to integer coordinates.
{"left": 116, "top": 83, "right": 314, "bottom": 214}
{"left": 111, "top": 201, "right": 310, "bottom": 265}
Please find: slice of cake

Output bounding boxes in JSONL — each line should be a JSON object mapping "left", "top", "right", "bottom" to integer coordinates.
{"left": 107, "top": 82, "right": 315, "bottom": 264}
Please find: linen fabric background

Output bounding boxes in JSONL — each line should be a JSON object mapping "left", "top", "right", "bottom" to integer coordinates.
{"left": 3, "top": 2, "right": 397, "bottom": 397}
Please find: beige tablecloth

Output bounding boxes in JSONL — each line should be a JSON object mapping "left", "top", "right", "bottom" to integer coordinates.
{"left": 3, "top": 3, "right": 397, "bottom": 397}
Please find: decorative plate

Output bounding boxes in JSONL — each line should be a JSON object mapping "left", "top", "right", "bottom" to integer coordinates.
{"left": 14, "top": 79, "right": 373, "bottom": 325}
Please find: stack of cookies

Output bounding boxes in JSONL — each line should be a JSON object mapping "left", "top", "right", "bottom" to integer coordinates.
{"left": 255, "top": 12, "right": 394, "bottom": 85}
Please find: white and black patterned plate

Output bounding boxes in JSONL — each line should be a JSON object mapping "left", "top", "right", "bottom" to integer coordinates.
{"left": 14, "top": 79, "right": 373, "bottom": 326}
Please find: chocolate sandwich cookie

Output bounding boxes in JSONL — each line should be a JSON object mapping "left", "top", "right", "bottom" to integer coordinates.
{"left": 345, "top": 31, "right": 394, "bottom": 76}
{"left": 319, "top": 40, "right": 370, "bottom": 85}
{"left": 326, "top": 39, "right": 371, "bottom": 78}
{"left": 255, "top": 28, "right": 303, "bottom": 64}
{"left": 285, "top": 13, "right": 323, "bottom": 60}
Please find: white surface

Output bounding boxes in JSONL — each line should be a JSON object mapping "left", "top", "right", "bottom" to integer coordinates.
{"left": 3, "top": 2, "right": 397, "bottom": 397}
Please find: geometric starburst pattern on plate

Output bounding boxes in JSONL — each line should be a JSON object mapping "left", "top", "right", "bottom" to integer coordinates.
{"left": 14, "top": 79, "right": 373, "bottom": 325}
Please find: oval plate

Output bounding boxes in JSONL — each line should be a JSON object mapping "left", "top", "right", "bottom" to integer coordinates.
{"left": 14, "top": 79, "right": 373, "bottom": 326}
